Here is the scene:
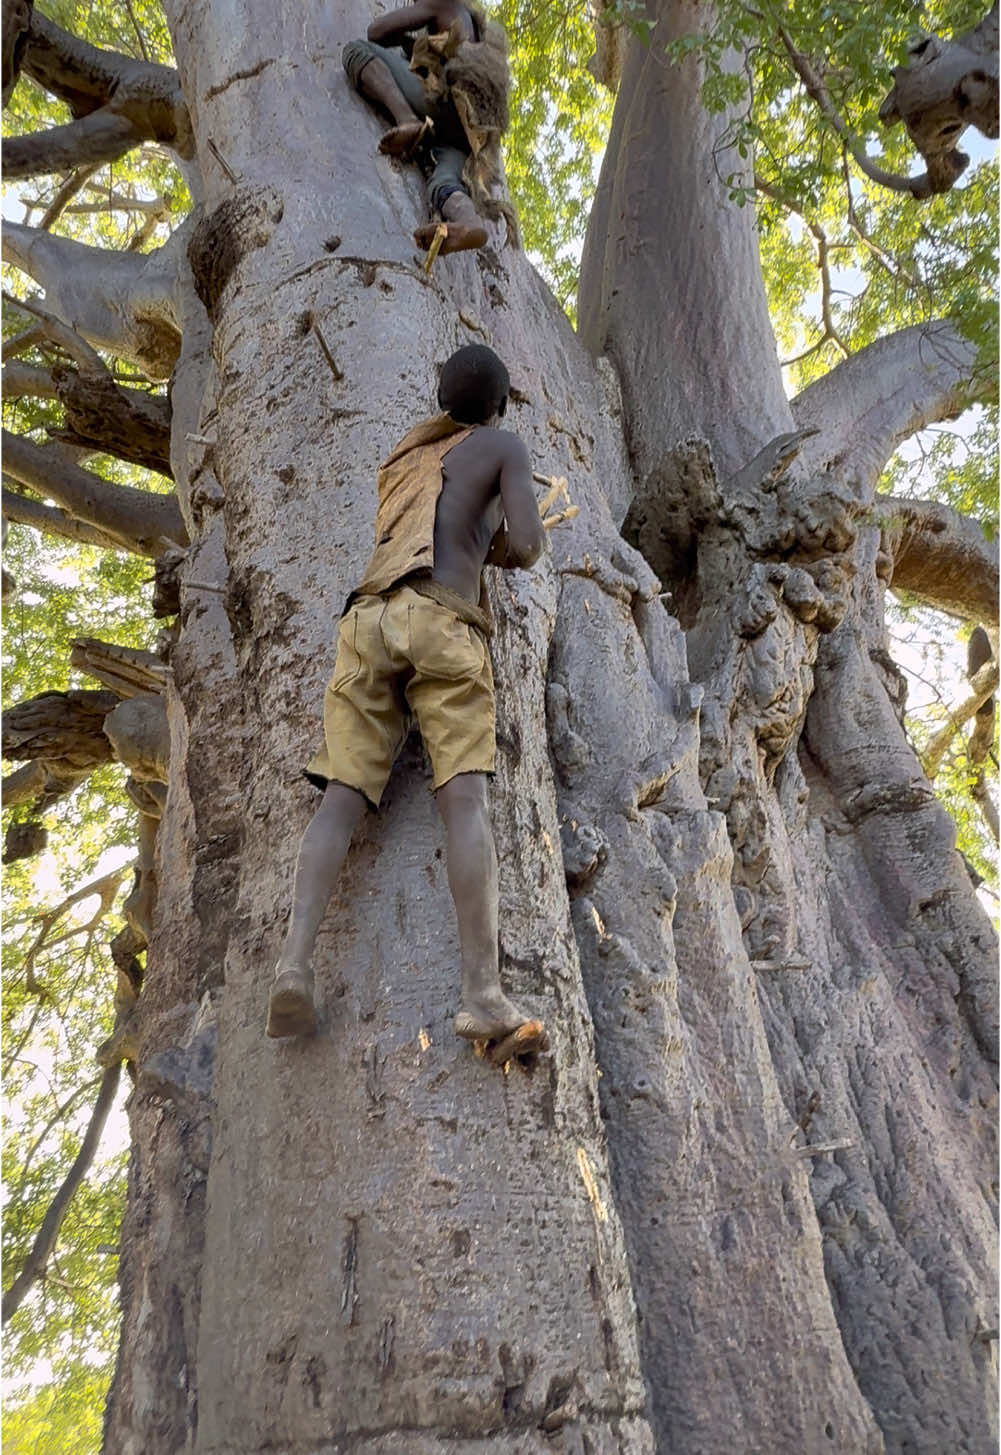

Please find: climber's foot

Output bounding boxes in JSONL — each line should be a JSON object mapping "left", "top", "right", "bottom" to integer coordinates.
{"left": 414, "top": 217, "right": 487, "bottom": 254}
{"left": 455, "top": 994, "right": 549, "bottom": 1066}
{"left": 266, "top": 963, "right": 317, "bottom": 1038}
{"left": 486, "top": 1019, "right": 550, "bottom": 1066}
{"left": 379, "top": 120, "right": 427, "bottom": 157}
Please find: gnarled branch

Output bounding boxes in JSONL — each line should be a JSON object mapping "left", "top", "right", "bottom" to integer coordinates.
{"left": 1, "top": 0, "right": 33, "bottom": 108}
{"left": 880, "top": 4, "right": 999, "bottom": 196}
{"left": 877, "top": 494, "right": 999, "bottom": 626}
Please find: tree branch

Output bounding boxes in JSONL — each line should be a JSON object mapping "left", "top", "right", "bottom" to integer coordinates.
{"left": 1, "top": 759, "right": 93, "bottom": 811}
{"left": 3, "top": 8, "right": 191, "bottom": 180}
{"left": 2, "top": 1063, "right": 121, "bottom": 1325}
{"left": 49, "top": 368, "right": 172, "bottom": 477}
{"left": 922, "top": 660, "right": 1000, "bottom": 778}
{"left": 877, "top": 494, "right": 999, "bottom": 626}
{"left": 2, "top": 432, "right": 185, "bottom": 553}
{"left": 37, "top": 161, "right": 101, "bottom": 230}
{"left": 879, "top": 4, "right": 999, "bottom": 196}
{"left": 4, "top": 108, "right": 145, "bottom": 182}
{"left": 1, "top": 0, "right": 33, "bottom": 108}
{"left": 972, "top": 772, "right": 999, "bottom": 842}
{"left": 775, "top": 21, "right": 967, "bottom": 199}
{"left": 2, "top": 360, "right": 60, "bottom": 398}
{"left": 791, "top": 320, "right": 983, "bottom": 491}
{"left": 3, "top": 488, "right": 132, "bottom": 552}
{"left": 3, "top": 224, "right": 185, "bottom": 378}
{"left": 3, "top": 287, "right": 106, "bottom": 371}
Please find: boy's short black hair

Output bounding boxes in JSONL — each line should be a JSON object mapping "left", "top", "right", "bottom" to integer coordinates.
{"left": 437, "top": 344, "right": 510, "bottom": 424}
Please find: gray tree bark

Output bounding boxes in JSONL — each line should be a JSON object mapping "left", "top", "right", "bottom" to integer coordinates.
{"left": 3, "top": 2, "right": 995, "bottom": 1454}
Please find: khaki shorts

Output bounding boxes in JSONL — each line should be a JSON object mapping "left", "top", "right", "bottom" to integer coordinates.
{"left": 306, "top": 585, "right": 495, "bottom": 807}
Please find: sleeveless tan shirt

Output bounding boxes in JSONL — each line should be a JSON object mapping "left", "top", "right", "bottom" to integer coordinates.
{"left": 355, "top": 414, "right": 474, "bottom": 598}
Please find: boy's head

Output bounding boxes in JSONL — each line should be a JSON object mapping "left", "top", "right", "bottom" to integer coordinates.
{"left": 437, "top": 344, "right": 510, "bottom": 425}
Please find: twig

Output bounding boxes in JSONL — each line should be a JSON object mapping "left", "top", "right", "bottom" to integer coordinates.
{"left": 123, "top": 0, "right": 150, "bottom": 61}
{"left": 2, "top": 1064, "right": 122, "bottom": 1324}
{"left": 38, "top": 163, "right": 101, "bottom": 232}
{"left": 310, "top": 317, "right": 344, "bottom": 381}
{"left": 206, "top": 138, "right": 239, "bottom": 183}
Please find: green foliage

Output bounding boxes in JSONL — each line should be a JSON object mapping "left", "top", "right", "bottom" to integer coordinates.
{"left": 495, "top": 0, "right": 613, "bottom": 314}
{"left": 3, "top": 1367, "right": 109, "bottom": 1455}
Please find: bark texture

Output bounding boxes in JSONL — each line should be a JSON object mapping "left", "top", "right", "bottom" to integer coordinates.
{"left": 5, "top": 2, "right": 994, "bottom": 1454}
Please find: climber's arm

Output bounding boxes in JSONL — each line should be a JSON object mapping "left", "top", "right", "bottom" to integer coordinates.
{"left": 367, "top": 0, "right": 439, "bottom": 45}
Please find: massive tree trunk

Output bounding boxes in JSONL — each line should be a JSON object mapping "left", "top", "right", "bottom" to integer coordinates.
{"left": 4, "top": 2, "right": 994, "bottom": 1453}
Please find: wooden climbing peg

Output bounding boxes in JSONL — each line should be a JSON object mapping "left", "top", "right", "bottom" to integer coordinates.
{"left": 423, "top": 222, "right": 449, "bottom": 273}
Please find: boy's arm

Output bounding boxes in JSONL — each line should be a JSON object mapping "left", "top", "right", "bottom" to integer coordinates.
{"left": 367, "top": 0, "right": 440, "bottom": 45}
{"left": 496, "top": 434, "right": 544, "bottom": 570}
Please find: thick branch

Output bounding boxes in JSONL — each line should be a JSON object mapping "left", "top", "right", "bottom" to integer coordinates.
{"left": 880, "top": 5, "right": 999, "bottom": 195}
{"left": 3, "top": 224, "right": 185, "bottom": 377}
{"left": 3, "top": 488, "right": 131, "bottom": 552}
{"left": 49, "top": 368, "right": 172, "bottom": 477}
{"left": 3, "top": 687, "right": 118, "bottom": 765}
{"left": 3, "top": 9, "right": 191, "bottom": 180}
{"left": 1, "top": 0, "right": 32, "bottom": 107}
{"left": 1, "top": 759, "right": 92, "bottom": 810}
{"left": 878, "top": 494, "right": 999, "bottom": 626}
{"left": 791, "top": 321, "right": 983, "bottom": 491}
{"left": 578, "top": 0, "right": 794, "bottom": 482}
{"left": 923, "top": 660, "right": 1000, "bottom": 778}
{"left": 2, "top": 360, "right": 60, "bottom": 398}
{"left": 4, "top": 108, "right": 142, "bottom": 182}
{"left": 2, "top": 1063, "right": 121, "bottom": 1324}
{"left": 2, "top": 432, "right": 186, "bottom": 553}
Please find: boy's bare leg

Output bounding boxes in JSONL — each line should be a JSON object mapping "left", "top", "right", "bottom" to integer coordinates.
{"left": 435, "top": 772, "right": 535, "bottom": 1040}
{"left": 267, "top": 782, "right": 367, "bottom": 1037}
{"left": 354, "top": 55, "right": 428, "bottom": 156}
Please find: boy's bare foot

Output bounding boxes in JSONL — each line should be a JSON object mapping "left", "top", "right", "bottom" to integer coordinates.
{"left": 379, "top": 119, "right": 429, "bottom": 157}
{"left": 415, "top": 192, "right": 487, "bottom": 255}
{"left": 455, "top": 990, "right": 548, "bottom": 1064}
{"left": 266, "top": 963, "right": 317, "bottom": 1038}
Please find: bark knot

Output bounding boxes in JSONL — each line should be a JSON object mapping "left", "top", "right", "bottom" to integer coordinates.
{"left": 187, "top": 186, "right": 284, "bottom": 318}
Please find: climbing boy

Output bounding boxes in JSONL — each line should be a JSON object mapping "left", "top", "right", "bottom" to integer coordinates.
{"left": 267, "top": 345, "right": 548, "bottom": 1062}
{"left": 342, "top": 0, "right": 515, "bottom": 255}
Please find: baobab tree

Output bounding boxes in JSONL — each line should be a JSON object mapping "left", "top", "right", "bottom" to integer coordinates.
{"left": 2, "top": 1, "right": 997, "bottom": 1452}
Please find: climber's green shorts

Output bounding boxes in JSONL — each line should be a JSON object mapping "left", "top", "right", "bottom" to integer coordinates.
{"left": 341, "top": 39, "right": 470, "bottom": 209}
{"left": 306, "top": 584, "right": 495, "bottom": 808}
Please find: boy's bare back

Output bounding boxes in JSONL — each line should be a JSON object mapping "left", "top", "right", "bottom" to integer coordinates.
{"left": 432, "top": 426, "right": 543, "bottom": 603}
